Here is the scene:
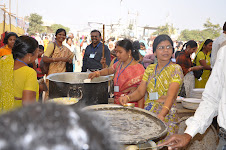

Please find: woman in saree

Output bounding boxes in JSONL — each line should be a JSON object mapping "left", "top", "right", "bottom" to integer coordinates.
{"left": 89, "top": 39, "right": 145, "bottom": 108}
{"left": 194, "top": 39, "right": 213, "bottom": 88}
{"left": 119, "top": 34, "right": 184, "bottom": 143}
{"left": 42, "top": 28, "right": 74, "bottom": 99}
{"left": 0, "top": 32, "right": 18, "bottom": 113}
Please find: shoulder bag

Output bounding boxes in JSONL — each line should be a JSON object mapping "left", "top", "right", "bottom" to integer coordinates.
{"left": 193, "top": 51, "right": 206, "bottom": 79}
{"left": 40, "top": 43, "right": 56, "bottom": 74}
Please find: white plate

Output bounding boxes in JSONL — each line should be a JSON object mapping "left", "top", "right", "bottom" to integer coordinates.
{"left": 182, "top": 98, "right": 202, "bottom": 103}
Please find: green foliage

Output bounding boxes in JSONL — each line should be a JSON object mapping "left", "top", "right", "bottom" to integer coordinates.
{"left": 178, "top": 19, "right": 221, "bottom": 41}
{"left": 152, "top": 23, "right": 176, "bottom": 36}
{"left": 50, "top": 24, "right": 70, "bottom": 34}
{"left": 27, "top": 13, "right": 44, "bottom": 35}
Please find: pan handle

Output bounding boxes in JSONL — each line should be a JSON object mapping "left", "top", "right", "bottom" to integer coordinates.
{"left": 67, "top": 86, "right": 83, "bottom": 100}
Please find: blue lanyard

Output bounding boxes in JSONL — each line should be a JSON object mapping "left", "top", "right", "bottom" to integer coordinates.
{"left": 91, "top": 42, "right": 101, "bottom": 54}
{"left": 154, "top": 60, "right": 171, "bottom": 88}
{"left": 16, "top": 58, "right": 28, "bottom": 66}
{"left": 55, "top": 42, "right": 63, "bottom": 50}
{"left": 116, "top": 58, "right": 133, "bottom": 85}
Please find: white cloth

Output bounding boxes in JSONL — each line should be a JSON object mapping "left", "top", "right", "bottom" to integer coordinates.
{"left": 211, "top": 33, "right": 226, "bottom": 68}
{"left": 185, "top": 45, "right": 226, "bottom": 138}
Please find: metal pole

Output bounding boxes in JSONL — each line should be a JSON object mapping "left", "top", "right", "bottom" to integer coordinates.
{"left": 9, "top": 0, "right": 11, "bottom": 31}
{"left": 3, "top": 3, "right": 6, "bottom": 33}
{"left": 102, "top": 24, "right": 105, "bottom": 68}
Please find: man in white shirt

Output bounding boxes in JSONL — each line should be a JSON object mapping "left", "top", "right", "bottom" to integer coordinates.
{"left": 211, "top": 22, "right": 226, "bottom": 68}
{"left": 159, "top": 45, "right": 226, "bottom": 150}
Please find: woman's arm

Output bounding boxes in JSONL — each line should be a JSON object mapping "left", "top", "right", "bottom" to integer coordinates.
{"left": 118, "top": 80, "right": 147, "bottom": 105}
{"left": 158, "top": 82, "right": 180, "bottom": 121}
{"left": 188, "top": 66, "right": 203, "bottom": 72}
{"left": 42, "top": 55, "right": 68, "bottom": 63}
{"left": 199, "top": 60, "right": 212, "bottom": 70}
{"left": 88, "top": 67, "right": 115, "bottom": 79}
{"left": 22, "top": 90, "right": 36, "bottom": 106}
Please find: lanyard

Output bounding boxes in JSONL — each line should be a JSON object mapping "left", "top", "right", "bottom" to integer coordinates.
{"left": 55, "top": 42, "right": 63, "bottom": 50}
{"left": 154, "top": 60, "right": 171, "bottom": 88}
{"left": 16, "top": 58, "right": 28, "bottom": 66}
{"left": 91, "top": 42, "right": 101, "bottom": 54}
{"left": 116, "top": 58, "right": 133, "bottom": 85}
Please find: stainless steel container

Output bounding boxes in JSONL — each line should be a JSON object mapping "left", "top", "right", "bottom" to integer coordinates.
{"left": 47, "top": 72, "right": 111, "bottom": 106}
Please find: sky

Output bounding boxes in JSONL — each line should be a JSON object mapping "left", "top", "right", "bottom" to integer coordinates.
{"left": 1, "top": 0, "right": 226, "bottom": 33}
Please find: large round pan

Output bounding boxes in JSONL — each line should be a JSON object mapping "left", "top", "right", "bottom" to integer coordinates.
{"left": 83, "top": 104, "right": 168, "bottom": 145}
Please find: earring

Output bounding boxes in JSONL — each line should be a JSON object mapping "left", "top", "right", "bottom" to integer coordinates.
{"left": 129, "top": 54, "right": 131, "bottom": 58}
{"left": 28, "top": 57, "right": 30, "bottom": 62}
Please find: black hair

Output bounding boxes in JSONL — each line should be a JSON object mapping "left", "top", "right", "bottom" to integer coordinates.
{"left": 12, "top": 36, "right": 38, "bottom": 59}
{"left": 0, "top": 103, "right": 118, "bottom": 150}
{"left": 66, "top": 37, "right": 72, "bottom": 42}
{"left": 91, "top": 30, "right": 101, "bottom": 37}
{"left": 200, "top": 39, "right": 213, "bottom": 51}
{"left": 181, "top": 40, "right": 197, "bottom": 51}
{"left": 3, "top": 32, "right": 18, "bottom": 44}
{"left": 55, "top": 28, "right": 66, "bottom": 36}
{"left": 223, "top": 22, "right": 226, "bottom": 31}
{"left": 38, "top": 45, "right": 44, "bottom": 50}
{"left": 140, "top": 42, "right": 145, "bottom": 47}
{"left": 116, "top": 39, "right": 140, "bottom": 61}
{"left": 153, "top": 34, "right": 174, "bottom": 53}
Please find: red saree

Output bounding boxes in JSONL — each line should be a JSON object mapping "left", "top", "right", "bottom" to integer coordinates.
{"left": 112, "top": 62, "right": 145, "bottom": 107}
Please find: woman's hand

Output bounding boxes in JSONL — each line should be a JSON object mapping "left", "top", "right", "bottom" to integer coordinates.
{"left": 88, "top": 72, "right": 98, "bottom": 79}
{"left": 119, "top": 95, "right": 129, "bottom": 106}
{"left": 188, "top": 67, "right": 192, "bottom": 72}
{"left": 157, "top": 114, "right": 165, "bottom": 122}
{"left": 61, "top": 57, "right": 71, "bottom": 62}
{"left": 156, "top": 95, "right": 167, "bottom": 103}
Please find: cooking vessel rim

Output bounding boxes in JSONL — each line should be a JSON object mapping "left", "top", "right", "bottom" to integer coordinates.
{"left": 47, "top": 72, "right": 112, "bottom": 84}
{"left": 83, "top": 104, "right": 168, "bottom": 144}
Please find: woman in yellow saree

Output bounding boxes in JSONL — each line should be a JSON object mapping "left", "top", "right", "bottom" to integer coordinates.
{"left": 0, "top": 32, "right": 18, "bottom": 113}
{"left": 193, "top": 39, "right": 213, "bottom": 88}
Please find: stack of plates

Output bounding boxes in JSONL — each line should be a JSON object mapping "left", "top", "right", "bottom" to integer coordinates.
{"left": 182, "top": 98, "right": 203, "bottom": 110}
{"left": 190, "top": 88, "right": 205, "bottom": 99}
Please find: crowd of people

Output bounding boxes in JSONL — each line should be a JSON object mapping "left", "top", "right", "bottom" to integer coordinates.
{"left": 0, "top": 21, "right": 226, "bottom": 149}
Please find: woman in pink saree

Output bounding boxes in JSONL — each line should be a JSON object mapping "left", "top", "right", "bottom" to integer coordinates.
{"left": 89, "top": 39, "right": 145, "bottom": 108}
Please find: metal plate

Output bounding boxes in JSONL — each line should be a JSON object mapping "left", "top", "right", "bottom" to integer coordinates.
{"left": 83, "top": 104, "right": 167, "bottom": 145}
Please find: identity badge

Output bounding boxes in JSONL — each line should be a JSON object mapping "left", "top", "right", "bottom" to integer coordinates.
{"left": 149, "top": 92, "right": 159, "bottom": 100}
{"left": 114, "top": 86, "right": 119, "bottom": 92}
{"left": 89, "top": 54, "right": 95, "bottom": 58}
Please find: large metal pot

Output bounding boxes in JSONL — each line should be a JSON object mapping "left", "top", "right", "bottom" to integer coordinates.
{"left": 47, "top": 72, "right": 111, "bottom": 106}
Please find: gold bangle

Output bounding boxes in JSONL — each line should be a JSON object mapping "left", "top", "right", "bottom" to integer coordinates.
{"left": 163, "top": 106, "right": 170, "bottom": 111}
{"left": 126, "top": 95, "right": 130, "bottom": 102}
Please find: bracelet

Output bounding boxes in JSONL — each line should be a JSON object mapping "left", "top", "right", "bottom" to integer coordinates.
{"left": 163, "top": 106, "right": 170, "bottom": 111}
{"left": 126, "top": 95, "right": 130, "bottom": 102}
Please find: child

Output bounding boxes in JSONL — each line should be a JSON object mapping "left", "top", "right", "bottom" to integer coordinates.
{"left": 36, "top": 45, "right": 44, "bottom": 79}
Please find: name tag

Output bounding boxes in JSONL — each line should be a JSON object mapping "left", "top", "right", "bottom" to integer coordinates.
{"left": 89, "top": 54, "right": 95, "bottom": 58}
{"left": 114, "top": 86, "right": 119, "bottom": 92}
{"left": 149, "top": 92, "right": 159, "bottom": 100}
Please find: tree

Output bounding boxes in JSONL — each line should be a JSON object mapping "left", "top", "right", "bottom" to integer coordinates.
{"left": 178, "top": 19, "right": 221, "bottom": 41}
{"left": 178, "top": 29, "right": 204, "bottom": 41}
{"left": 152, "top": 23, "right": 176, "bottom": 36}
{"left": 50, "top": 24, "right": 70, "bottom": 34}
{"left": 27, "top": 13, "right": 44, "bottom": 35}
{"left": 202, "top": 18, "right": 221, "bottom": 39}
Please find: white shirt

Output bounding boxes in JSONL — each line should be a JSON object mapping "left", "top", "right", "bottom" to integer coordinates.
{"left": 211, "top": 33, "right": 226, "bottom": 68}
{"left": 185, "top": 45, "right": 226, "bottom": 138}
